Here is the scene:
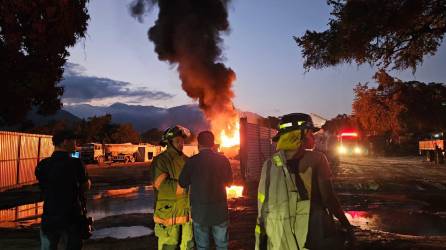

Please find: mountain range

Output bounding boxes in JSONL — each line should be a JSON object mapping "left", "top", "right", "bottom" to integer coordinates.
{"left": 63, "top": 103, "right": 210, "bottom": 133}
{"left": 10, "top": 103, "right": 325, "bottom": 134}
{"left": 36, "top": 103, "right": 324, "bottom": 133}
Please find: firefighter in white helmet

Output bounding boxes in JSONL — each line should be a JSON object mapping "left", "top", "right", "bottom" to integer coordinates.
{"left": 255, "top": 113, "right": 354, "bottom": 250}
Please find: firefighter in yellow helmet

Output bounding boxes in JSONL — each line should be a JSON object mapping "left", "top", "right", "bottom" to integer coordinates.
{"left": 255, "top": 113, "right": 354, "bottom": 250}
{"left": 152, "top": 125, "right": 194, "bottom": 250}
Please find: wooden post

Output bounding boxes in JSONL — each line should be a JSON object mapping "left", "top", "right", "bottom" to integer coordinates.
{"left": 37, "top": 137, "right": 41, "bottom": 163}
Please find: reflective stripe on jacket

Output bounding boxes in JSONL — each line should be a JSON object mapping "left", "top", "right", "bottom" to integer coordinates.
{"left": 152, "top": 146, "right": 190, "bottom": 226}
{"left": 255, "top": 150, "right": 314, "bottom": 250}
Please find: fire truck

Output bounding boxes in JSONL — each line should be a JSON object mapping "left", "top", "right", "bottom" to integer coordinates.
{"left": 336, "top": 131, "right": 367, "bottom": 156}
{"left": 419, "top": 132, "right": 445, "bottom": 164}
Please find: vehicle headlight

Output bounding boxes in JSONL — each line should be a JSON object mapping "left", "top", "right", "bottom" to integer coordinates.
{"left": 354, "top": 147, "right": 362, "bottom": 154}
{"left": 338, "top": 146, "right": 347, "bottom": 154}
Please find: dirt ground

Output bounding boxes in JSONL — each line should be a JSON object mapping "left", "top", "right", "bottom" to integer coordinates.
{"left": 1, "top": 157, "right": 446, "bottom": 249}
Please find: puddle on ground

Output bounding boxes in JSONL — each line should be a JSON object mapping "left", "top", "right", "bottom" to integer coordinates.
{"left": 346, "top": 210, "right": 446, "bottom": 236}
{"left": 0, "top": 186, "right": 154, "bottom": 228}
{"left": 91, "top": 226, "right": 153, "bottom": 239}
{"left": 88, "top": 186, "right": 154, "bottom": 220}
{"left": 0, "top": 202, "right": 43, "bottom": 228}
{"left": 4, "top": 186, "right": 446, "bottom": 237}
{"left": 91, "top": 186, "right": 141, "bottom": 199}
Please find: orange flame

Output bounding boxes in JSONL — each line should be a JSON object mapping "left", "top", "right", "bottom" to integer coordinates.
{"left": 226, "top": 185, "right": 244, "bottom": 199}
{"left": 220, "top": 121, "right": 240, "bottom": 148}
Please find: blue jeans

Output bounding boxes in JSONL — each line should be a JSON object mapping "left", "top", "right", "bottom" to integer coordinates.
{"left": 193, "top": 221, "right": 228, "bottom": 250}
{"left": 40, "top": 224, "right": 82, "bottom": 250}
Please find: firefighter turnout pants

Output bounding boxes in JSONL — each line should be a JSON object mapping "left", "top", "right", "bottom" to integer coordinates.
{"left": 155, "top": 221, "right": 194, "bottom": 250}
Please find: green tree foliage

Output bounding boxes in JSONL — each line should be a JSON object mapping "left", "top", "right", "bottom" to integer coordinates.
{"left": 78, "top": 114, "right": 115, "bottom": 143}
{"left": 322, "top": 114, "right": 358, "bottom": 134}
{"left": 141, "top": 128, "right": 164, "bottom": 144}
{"left": 295, "top": 0, "right": 446, "bottom": 71}
{"left": 395, "top": 79, "right": 446, "bottom": 134}
{"left": 29, "top": 120, "right": 72, "bottom": 135}
{"left": 353, "top": 84, "right": 396, "bottom": 135}
{"left": 76, "top": 114, "right": 141, "bottom": 144}
{"left": 0, "top": 0, "right": 89, "bottom": 125}
{"left": 110, "top": 123, "right": 140, "bottom": 144}
{"left": 353, "top": 70, "right": 446, "bottom": 136}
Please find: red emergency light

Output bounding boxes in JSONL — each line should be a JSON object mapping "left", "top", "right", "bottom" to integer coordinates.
{"left": 340, "top": 132, "right": 358, "bottom": 137}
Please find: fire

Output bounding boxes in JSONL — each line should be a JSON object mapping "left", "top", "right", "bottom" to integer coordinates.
{"left": 226, "top": 185, "right": 244, "bottom": 199}
{"left": 220, "top": 122, "right": 240, "bottom": 148}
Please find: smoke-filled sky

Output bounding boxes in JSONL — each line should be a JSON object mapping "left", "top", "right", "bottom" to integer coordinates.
{"left": 67, "top": 0, "right": 446, "bottom": 119}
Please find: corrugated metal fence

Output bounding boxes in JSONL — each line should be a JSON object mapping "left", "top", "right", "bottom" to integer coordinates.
{"left": 0, "top": 131, "right": 54, "bottom": 191}
{"left": 240, "top": 118, "right": 277, "bottom": 182}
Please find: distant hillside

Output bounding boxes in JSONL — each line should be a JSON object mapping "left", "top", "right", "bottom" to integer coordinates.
{"left": 27, "top": 109, "right": 81, "bottom": 126}
{"left": 0, "top": 108, "right": 81, "bottom": 132}
{"left": 1, "top": 103, "right": 326, "bottom": 135}
{"left": 63, "top": 103, "right": 327, "bottom": 133}
{"left": 64, "top": 103, "right": 210, "bottom": 133}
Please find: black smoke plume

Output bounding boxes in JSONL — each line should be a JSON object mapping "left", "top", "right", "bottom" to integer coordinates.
{"left": 131, "top": 0, "right": 237, "bottom": 136}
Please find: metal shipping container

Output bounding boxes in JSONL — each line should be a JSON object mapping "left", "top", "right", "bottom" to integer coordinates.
{"left": 0, "top": 131, "right": 54, "bottom": 191}
{"left": 239, "top": 118, "right": 277, "bottom": 182}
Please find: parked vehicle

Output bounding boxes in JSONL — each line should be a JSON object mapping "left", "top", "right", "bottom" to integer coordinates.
{"left": 79, "top": 143, "right": 164, "bottom": 164}
{"left": 419, "top": 132, "right": 445, "bottom": 164}
{"left": 335, "top": 131, "right": 367, "bottom": 156}
{"left": 104, "top": 143, "right": 139, "bottom": 163}
{"left": 79, "top": 143, "right": 105, "bottom": 164}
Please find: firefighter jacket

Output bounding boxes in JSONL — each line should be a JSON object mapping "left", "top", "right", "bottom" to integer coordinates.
{"left": 152, "top": 146, "right": 190, "bottom": 226}
{"left": 255, "top": 150, "right": 337, "bottom": 250}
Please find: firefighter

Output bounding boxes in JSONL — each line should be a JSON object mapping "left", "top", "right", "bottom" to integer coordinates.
{"left": 255, "top": 113, "right": 354, "bottom": 250}
{"left": 152, "top": 125, "right": 194, "bottom": 250}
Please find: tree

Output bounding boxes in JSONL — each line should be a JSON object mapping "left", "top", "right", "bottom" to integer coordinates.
{"left": 353, "top": 83, "right": 400, "bottom": 135}
{"left": 353, "top": 70, "right": 446, "bottom": 136}
{"left": 76, "top": 114, "right": 142, "bottom": 144}
{"left": 28, "top": 120, "right": 71, "bottom": 135}
{"left": 77, "top": 114, "right": 116, "bottom": 144}
{"left": 398, "top": 79, "right": 446, "bottom": 134}
{"left": 322, "top": 114, "right": 358, "bottom": 134}
{"left": 110, "top": 123, "right": 140, "bottom": 144}
{"left": 295, "top": 0, "right": 446, "bottom": 71}
{"left": 0, "top": 0, "right": 89, "bottom": 125}
{"left": 141, "top": 128, "right": 164, "bottom": 145}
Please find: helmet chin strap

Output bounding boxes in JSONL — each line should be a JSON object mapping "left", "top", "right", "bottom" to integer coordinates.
{"left": 289, "top": 129, "right": 308, "bottom": 159}
{"left": 168, "top": 141, "right": 183, "bottom": 155}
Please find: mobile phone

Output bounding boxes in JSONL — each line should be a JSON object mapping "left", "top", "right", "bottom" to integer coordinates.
{"left": 71, "top": 151, "right": 80, "bottom": 158}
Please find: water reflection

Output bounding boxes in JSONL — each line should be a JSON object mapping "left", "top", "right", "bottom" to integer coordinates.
{"left": 0, "top": 202, "right": 43, "bottom": 228}
{"left": 92, "top": 187, "right": 140, "bottom": 199}
{"left": 346, "top": 210, "right": 446, "bottom": 236}
{"left": 91, "top": 226, "right": 153, "bottom": 239}
{"left": 0, "top": 186, "right": 155, "bottom": 228}
{"left": 88, "top": 186, "right": 154, "bottom": 220}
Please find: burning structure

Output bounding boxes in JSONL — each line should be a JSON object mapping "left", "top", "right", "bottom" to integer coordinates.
{"left": 131, "top": 0, "right": 239, "bottom": 148}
